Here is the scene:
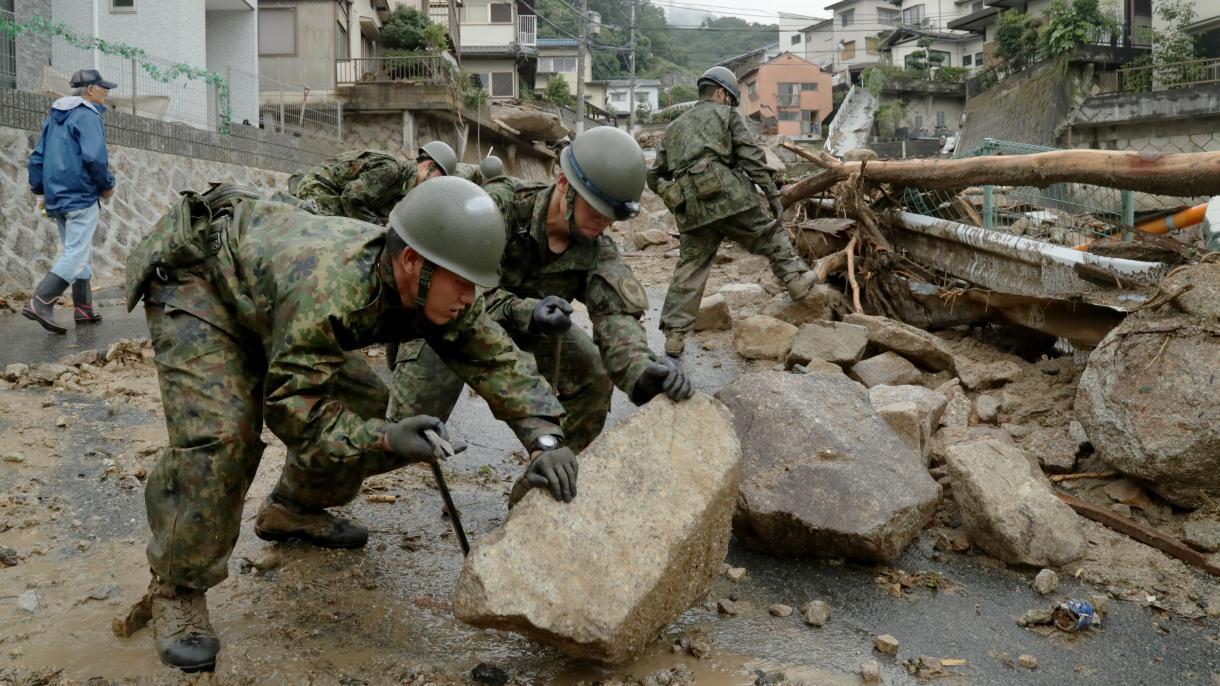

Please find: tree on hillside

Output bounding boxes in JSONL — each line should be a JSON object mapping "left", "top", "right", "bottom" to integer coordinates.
{"left": 382, "top": 6, "right": 447, "bottom": 53}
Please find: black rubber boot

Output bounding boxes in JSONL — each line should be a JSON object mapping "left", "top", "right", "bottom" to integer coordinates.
{"left": 253, "top": 493, "right": 369, "bottom": 548}
{"left": 21, "top": 274, "right": 70, "bottom": 334}
{"left": 149, "top": 577, "right": 219, "bottom": 673}
{"left": 72, "top": 279, "right": 102, "bottom": 324}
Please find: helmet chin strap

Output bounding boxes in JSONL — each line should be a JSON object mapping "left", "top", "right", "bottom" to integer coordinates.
{"left": 415, "top": 260, "right": 436, "bottom": 308}
{"left": 565, "top": 185, "right": 591, "bottom": 244}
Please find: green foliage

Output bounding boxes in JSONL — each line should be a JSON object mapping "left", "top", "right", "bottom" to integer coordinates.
{"left": 861, "top": 66, "right": 890, "bottom": 96}
{"left": 1038, "top": 0, "right": 1113, "bottom": 56}
{"left": 0, "top": 15, "right": 232, "bottom": 132}
{"left": 543, "top": 77, "right": 574, "bottom": 107}
{"left": 635, "top": 101, "right": 653, "bottom": 122}
{"left": 994, "top": 9, "right": 1042, "bottom": 69}
{"left": 382, "top": 7, "right": 447, "bottom": 52}
{"left": 666, "top": 84, "right": 698, "bottom": 105}
{"left": 874, "top": 99, "right": 907, "bottom": 138}
{"left": 932, "top": 66, "right": 971, "bottom": 83}
{"left": 1152, "top": 0, "right": 1199, "bottom": 66}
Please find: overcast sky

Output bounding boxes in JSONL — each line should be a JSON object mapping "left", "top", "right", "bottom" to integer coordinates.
{"left": 659, "top": 0, "right": 837, "bottom": 27}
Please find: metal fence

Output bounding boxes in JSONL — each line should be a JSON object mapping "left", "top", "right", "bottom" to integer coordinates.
{"left": 1097, "top": 56, "right": 1220, "bottom": 95}
{"left": 901, "top": 137, "right": 1207, "bottom": 248}
{"left": 0, "top": 7, "right": 15, "bottom": 89}
{"left": 335, "top": 54, "right": 454, "bottom": 87}
{"left": 226, "top": 67, "right": 342, "bottom": 141}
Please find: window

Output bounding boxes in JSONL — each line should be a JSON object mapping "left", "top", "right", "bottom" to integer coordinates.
{"left": 111, "top": 0, "right": 135, "bottom": 11}
{"left": 747, "top": 81, "right": 758, "bottom": 97}
{"left": 791, "top": 34, "right": 802, "bottom": 45}
{"left": 611, "top": 91, "right": 626, "bottom": 102}
{"left": 800, "top": 82, "right": 818, "bottom": 91}
{"left": 914, "top": 113, "right": 924, "bottom": 131}
{"left": 778, "top": 110, "right": 800, "bottom": 121}
{"left": 840, "top": 40, "right": 856, "bottom": 60}
{"left": 962, "top": 53, "right": 972, "bottom": 67}
{"left": 975, "top": 51, "right": 984, "bottom": 65}
{"left": 902, "top": 5, "right": 925, "bottom": 25}
{"left": 489, "top": 2, "right": 513, "bottom": 23}
{"left": 1133, "top": 0, "right": 1150, "bottom": 15}
{"left": 777, "top": 82, "right": 799, "bottom": 107}
{"left": 336, "top": 23, "right": 348, "bottom": 60}
{"left": 878, "top": 8, "right": 899, "bottom": 25}
{"left": 866, "top": 35, "right": 878, "bottom": 54}
{"left": 258, "top": 8, "right": 296, "bottom": 56}
{"left": 491, "top": 72, "right": 514, "bottom": 96}
{"left": 936, "top": 111, "right": 946, "bottom": 128}
{"left": 539, "top": 56, "right": 577, "bottom": 73}
{"left": 802, "top": 110, "right": 820, "bottom": 134}
{"left": 840, "top": 9, "right": 854, "bottom": 27}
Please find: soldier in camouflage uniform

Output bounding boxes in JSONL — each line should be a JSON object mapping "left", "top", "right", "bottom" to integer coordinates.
{"left": 390, "top": 127, "right": 693, "bottom": 473}
{"left": 124, "top": 178, "right": 578, "bottom": 672}
{"left": 648, "top": 66, "right": 819, "bottom": 358}
{"left": 479, "top": 154, "right": 505, "bottom": 184}
{"left": 293, "top": 140, "right": 461, "bottom": 224}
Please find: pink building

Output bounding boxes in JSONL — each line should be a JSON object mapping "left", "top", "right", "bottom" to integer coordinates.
{"left": 738, "top": 52, "right": 833, "bottom": 140}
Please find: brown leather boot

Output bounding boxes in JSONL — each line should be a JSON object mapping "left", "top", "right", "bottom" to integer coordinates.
{"left": 148, "top": 577, "right": 219, "bottom": 672}
{"left": 663, "top": 331, "right": 686, "bottom": 359}
{"left": 253, "top": 493, "right": 368, "bottom": 548}
{"left": 784, "top": 270, "right": 821, "bottom": 301}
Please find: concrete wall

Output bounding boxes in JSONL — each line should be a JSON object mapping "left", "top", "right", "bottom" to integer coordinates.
{"left": 1067, "top": 83, "right": 1220, "bottom": 153}
{"left": 206, "top": 9, "right": 260, "bottom": 124}
{"left": 259, "top": 0, "right": 339, "bottom": 92}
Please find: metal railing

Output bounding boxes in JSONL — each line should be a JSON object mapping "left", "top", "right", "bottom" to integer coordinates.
{"left": 1097, "top": 56, "right": 1220, "bottom": 95}
{"left": 226, "top": 67, "right": 342, "bottom": 140}
{"left": 518, "top": 14, "right": 537, "bottom": 47}
{"left": 335, "top": 54, "right": 455, "bottom": 87}
{"left": 1, "top": 8, "right": 15, "bottom": 89}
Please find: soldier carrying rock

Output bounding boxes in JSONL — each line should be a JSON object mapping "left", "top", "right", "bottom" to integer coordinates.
{"left": 123, "top": 178, "right": 573, "bottom": 672}
{"left": 647, "top": 66, "right": 820, "bottom": 358}
{"left": 390, "top": 126, "right": 694, "bottom": 503}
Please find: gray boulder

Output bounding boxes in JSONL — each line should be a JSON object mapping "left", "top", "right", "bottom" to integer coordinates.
{"left": 734, "top": 315, "right": 798, "bottom": 360}
{"left": 760, "top": 287, "right": 846, "bottom": 326}
{"left": 694, "top": 293, "right": 732, "bottom": 331}
{"left": 453, "top": 394, "right": 742, "bottom": 664}
{"left": 717, "top": 372, "right": 941, "bottom": 561}
{"left": 785, "top": 321, "right": 869, "bottom": 369}
{"left": 945, "top": 439, "right": 1086, "bottom": 566}
{"left": 869, "top": 385, "right": 949, "bottom": 463}
{"left": 850, "top": 352, "right": 921, "bottom": 388}
{"left": 842, "top": 313, "right": 956, "bottom": 372}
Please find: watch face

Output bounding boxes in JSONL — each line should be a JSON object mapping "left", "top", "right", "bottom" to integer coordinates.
{"left": 537, "top": 435, "right": 559, "bottom": 450}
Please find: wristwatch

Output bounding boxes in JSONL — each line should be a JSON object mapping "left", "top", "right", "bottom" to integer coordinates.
{"left": 532, "top": 434, "right": 561, "bottom": 452}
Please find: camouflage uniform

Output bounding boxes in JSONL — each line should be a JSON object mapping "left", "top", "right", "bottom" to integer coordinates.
{"left": 647, "top": 100, "right": 810, "bottom": 337}
{"left": 125, "top": 191, "right": 564, "bottom": 590}
{"left": 389, "top": 178, "right": 658, "bottom": 452}
{"left": 294, "top": 149, "right": 409, "bottom": 224}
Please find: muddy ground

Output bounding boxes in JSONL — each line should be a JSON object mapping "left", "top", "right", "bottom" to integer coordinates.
{"left": 1, "top": 242, "right": 1219, "bottom": 686}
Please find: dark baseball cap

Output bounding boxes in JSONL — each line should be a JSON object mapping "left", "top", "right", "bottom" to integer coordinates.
{"left": 69, "top": 69, "right": 118, "bottom": 90}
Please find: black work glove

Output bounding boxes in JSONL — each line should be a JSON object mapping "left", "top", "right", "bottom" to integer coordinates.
{"left": 385, "top": 416, "right": 465, "bottom": 463}
{"left": 768, "top": 195, "right": 785, "bottom": 223}
{"left": 631, "top": 355, "right": 694, "bottom": 405}
{"left": 525, "top": 446, "right": 579, "bottom": 502}
{"left": 529, "top": 295, "right": 574, "bottom": 335}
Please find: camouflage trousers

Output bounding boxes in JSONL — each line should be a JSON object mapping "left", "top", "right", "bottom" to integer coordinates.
{"left": 660, "top": 208, "right": 809, "bottom": 335}
{"left": 389, "top": 326, "right": 612, "bottom": 454}
{"left": 143, "top": 276, "right": 408, "bottom": 590}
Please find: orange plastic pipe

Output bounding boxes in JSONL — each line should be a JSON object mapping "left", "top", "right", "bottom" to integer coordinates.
{"left": 1074, "top": 202, "right": 1209, "bottom": 250}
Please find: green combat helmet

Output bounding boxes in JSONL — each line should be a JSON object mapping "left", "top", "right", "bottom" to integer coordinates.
{"left": 419, "top": 140, "right": 458, "bottom": 177}
{"left": 479, "top": 155, "right": 504, "bottom": 181}
{"left": 389, "top": 177, "right": 506, "bottom": 304}
{"left": 558, "top": 126, "right": 645, "bottom": 221}
{"left": 698, "top": 66, "right": 740, "bottom": 107}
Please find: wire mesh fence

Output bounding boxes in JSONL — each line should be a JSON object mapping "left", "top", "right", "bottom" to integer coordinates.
{"left": 0, "top": 7, "right": 15, "bottom": 89}
{"left": 902, "top": 137, "right": 1210, "bottom": 248}
{"left": 227, "top": 67, "right": 342, "bottom": 141}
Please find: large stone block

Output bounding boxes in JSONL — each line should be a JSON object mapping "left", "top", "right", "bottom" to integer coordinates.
{"left": 694, "top": 293, "right": 732, "bottom": 331}
{"left": 453, "top": 394, "right": 742, "bottom": 664}
{"left": 842, "top": 313, "right": 956, "bottom": 372}
{"left": 717, "top": 372, "right": 941, "bottom": 561}
{"left": 733, "top": 315, "right": 798, "bottom": 360}
{"left": 785, "top": 320, "right": 869, "bottom": 369}
{"left": 760, "top": 286, "right": 844, "bottom": 326}
{"left": 850, "top": 352, "right": 921, "bottom": 388}
{"left": 869, "top": 385, "right": 949, "bottom": 462}
{"left": 946, "top": 439, "right": 1086, "bottom": 567}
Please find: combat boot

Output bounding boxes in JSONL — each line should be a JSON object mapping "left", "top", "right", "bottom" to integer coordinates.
{"left": 663, "top": 331, "right": 686, "bottom": 359}
{"left": 254, "top": 493, "right": 368, "bottom": 548}
{"left": 72, "top": 279, "right": 102, "bottom": 324}
{"left": 148, "top": 577, "right": 219, "bottom": 672}
{"left": 784, "top": 270, "right": 821, "bottom": 302}
{"left": 21, "top": 273, "right": 70, "bottom": 334}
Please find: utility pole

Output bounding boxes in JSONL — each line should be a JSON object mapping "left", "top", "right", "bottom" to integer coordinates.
{"left": 575, "top": 0, "right": 588, "bottom": 135}
{"left": 627, "top": 0, "right": 637, "bottom": 132}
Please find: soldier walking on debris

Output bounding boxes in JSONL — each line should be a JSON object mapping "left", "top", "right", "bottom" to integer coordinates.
{"left": 647, "top": 66, "right": 819, "bottom": 358}
{"left": 24, "top": 69, "right": 118, "bottom": 334}
{"left": 390, "top": 127, "right": 693, "bottom": 501}
{"left": 292, "top": 140, "right": 471, "bottom": 224}
{"left": 124, "top": 178, "right": 575, "bottom": 672}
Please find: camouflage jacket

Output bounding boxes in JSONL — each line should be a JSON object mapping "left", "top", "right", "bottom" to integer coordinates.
{"left": 647, "top": 100, "right": 775, "bottom": 231}
{"left": 128, "top": 196, "right": 564, "bottom": 463}
{"left": 296, "top": 149, "right": 408, "bottom": 224}
{"left": 481, "top": 178, "right": 657, "bottom": 394}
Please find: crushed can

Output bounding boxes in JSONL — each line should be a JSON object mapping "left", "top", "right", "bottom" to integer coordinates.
{"left": 1053, "top": 599, "right": 1098, "bottom": 631}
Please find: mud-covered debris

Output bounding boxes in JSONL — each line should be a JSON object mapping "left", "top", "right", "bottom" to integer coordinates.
{"left": 934, "top": 529, "right": 971, "bottom": 552}
{"left": 801, "top": 600, "right": 831, "bottom": 627}
{"left": 239, "top": 550, "right": 282, "bottom": 575}
{"left": 768, "top": 603, "right": 793, "bottom": 618}
{"left": 752, "top": 669, "right": 785, "bottom": 685}
{"left": 874, "top": 634, "right": 900, "bottom": 656}
{"left": 717, "top": 599, "right": 739, "bottom": 616}
{"left": 876, "top": 569, "right": 954, "bottom": 598}
{"left": 17, "top": 590, "right": 40, "bottom": 614}
{"left": 29, "top": 363, "right": 72, "bottom": 385}
{"left": 3, "top": 452, "right": 25, "bottom": 464}
{"left": 1017, "top": 607, "right": 1055, "bottom": 627}
{"left": 87, "top": 584, "right": 120, "bottom": 601}
{"left": 1018, "top": 654, "right": 1038, "bottom": 670}
{"left": 112, "top": 593, "right": 153, "bottom": 638}
{"left": 1182, "top": 518, "right": 1220, "bottom": 553}
{"left": 760, "top": 287, "right": 845, "bottom": 326}
{"left": 860, "top": 659, "right": 881, "bottom": 683}
{"left": 903, "top": 655, "right": 944, "bottom": 679}
{"left": 1103, "top": 479, "right": 1154, "bottom": 510}
{"left": 0, "top": 546, "right": 18, "bottom": 567}
{"left": 471, "top": 662, "right": 509, "bottom": 685}
{"left": 2, "top": 363, "right": 28, "bottom": 381}
{"left": 55, "top": 416, "right": 69, "bottom": 428}
{"left": 956, "top": 358, "right": 1022, "bottom": 391}
{"left": 975, "top": 394, "right": 1000, "bottom": 424}
{"left": 725, "top": 566, "right": 746, "bottom": 582}
{"left": 1034, "top": 569, "right": 1060, "bottom": 596}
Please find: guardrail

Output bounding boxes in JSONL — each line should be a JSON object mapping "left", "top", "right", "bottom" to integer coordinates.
{"left": 1097, "top": 56, "right": 1220, "bottom": 95}
{"left": 336, "top": 55, "right": 454, "bottom": 87}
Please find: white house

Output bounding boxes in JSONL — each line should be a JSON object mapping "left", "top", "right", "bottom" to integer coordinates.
{"left": 596, "top": 79, "right": 661, "bottom": 116}
{"left": 458, "top": 0, "right": 537, "bottom": 99}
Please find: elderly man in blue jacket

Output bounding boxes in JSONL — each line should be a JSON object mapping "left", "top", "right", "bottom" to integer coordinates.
{"left": 25, "top": 69, "right": 118, "bottom": 334}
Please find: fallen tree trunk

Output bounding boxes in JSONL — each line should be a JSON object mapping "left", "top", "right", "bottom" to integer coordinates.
{"left": 783, "top": 150, "right": 1220, "bottom": 206}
